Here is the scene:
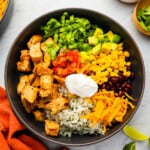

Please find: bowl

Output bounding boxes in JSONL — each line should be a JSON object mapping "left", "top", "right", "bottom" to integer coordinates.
{"left": 0, "top": 0, "right": 9, "bottom": 22}
{"left": 0, "top": 0, "right": 13, "bottom": 34}
{"left": 119, "top": 0, "right": 137, "bottom": 3}
{"left": 133, "top": 0, "right": 150, "bottom": 36}
{"left": 5, "top": 8, "right": 145, "bottom": 146}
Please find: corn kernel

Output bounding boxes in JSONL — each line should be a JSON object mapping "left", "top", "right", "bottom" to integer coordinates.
{"left": 124, "top": 51, "right": 130, "bottom": 57}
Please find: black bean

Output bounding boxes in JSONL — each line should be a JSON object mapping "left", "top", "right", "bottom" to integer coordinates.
{"left": 126, "top": 83, "right": 132, "bottom": 89}
{"left": 121, "top": 82, "right": 127, "bottom": 89}
{"left": 118, "top": 90, "right": 124, "bottom": 97}
{"left": 124, "top": 87, "right": 130, "bottom": 93}
{"left": 108, "top": 81, "right": 113, "bottom": 88}
{"left": 101, "top": 83, "right": 107, "bottom": 89}
{"left": 130, "top": 72, "right": 135, "bottom": 79}
{"left": 110, "top": 77, "right": 119, "bottom": 83}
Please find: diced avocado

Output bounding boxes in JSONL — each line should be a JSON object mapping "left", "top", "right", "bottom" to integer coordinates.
{"left": 88, "top": 36, "right": 99, "bottom": 45}
{"left": 111, "top": 43, "right": 118, "bottom": 50}
{"left": 92, "top": 44, "right": 101, "bottom": 55}
{"left": 112, "top": 34, "right": 121, "bottom": 43}
{"left": 106, "top": 31, "right": 114, "bottom": 41}
{"left": 94, "top": 28, "right": 104, "bottom": 37}
{"left": 80, "top": 51, "right": 94, "bottom": 63}
{"left": 101, "top": 42, "right": 117, "bottom": 51}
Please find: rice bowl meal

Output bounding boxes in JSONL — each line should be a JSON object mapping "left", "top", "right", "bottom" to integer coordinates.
{"left": 16, "top": 12, "right": 136, "bottom": 138}
{"left": 5, "top": 8, "right": 145, "bottom": 146}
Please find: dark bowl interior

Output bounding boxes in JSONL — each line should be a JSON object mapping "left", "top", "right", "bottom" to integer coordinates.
{"left": 5, "top": 8, "right": 145, "bottom": 146}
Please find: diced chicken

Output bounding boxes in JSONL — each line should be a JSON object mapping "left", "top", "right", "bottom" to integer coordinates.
{"left": 17, "top": 75, "right": 29, "bottom": 95}
{"left": 28, "top": 73, "right": 36, "bottom": 83}
{"left": 27, "top": 35, "right": 42, "bottom": 49}
{"left": 29, "top": 42, "right": 43, "bottom": 63}
{"left": 40, "top": 75, "right": 53, "bottom": 90}
{"left": 45, "top": 120, "right": 59, "bottom": 136}
{"left": 33, "top": 63, "right": 53, "bottom": 76}
{"left": 17, "top": 50, "right": 31, "bottom": 72}
{"left": 17, "top": 61, "right": 31, "bottom": 72}
{"left": 20, "top": 50, "right": 31, "bottom": 61}
{"left": 21, "top": 85, "right": 38, "bottom": 103}
{"left": 54, "top": 75, "right": 65, "bottom": 84}
{"left": 33, "top": 110, "right": 45, "bottom": 122}
{"left": 39, "top": 89, "right": 52, "bottom": 97}
{"left": 36, "top": 98, "right": 50, "bottom": 109}
{"left": 43, "top": 52, "right": 51, "bottom": 68}
{"left": 21, "top": 98, "right": 35, "bottom": 113}
{"left": 46, "top": 96, "right": 69, "bottom": 115}
{"left": 51, "top": 84, "right": 59, "bottom": 99}
{"left": 31, "top": 76, "right": 40, "bottom": 87}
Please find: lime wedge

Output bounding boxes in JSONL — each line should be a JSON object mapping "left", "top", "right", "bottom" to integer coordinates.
{"left": 123, "top": 125, "right": 149, "bottom": 141}
{"left": 148, "top": 138, "right": 150, "bottom": 148}
{"left": 123, "top": 142, "right": 136, "bottom": 150}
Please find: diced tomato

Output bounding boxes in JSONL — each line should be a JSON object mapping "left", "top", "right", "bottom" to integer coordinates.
{"left": 52, "top": 50, "right": 82, "bottom": 77}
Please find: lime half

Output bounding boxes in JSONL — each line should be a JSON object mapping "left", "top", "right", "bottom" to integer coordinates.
{"left": 148, "top": 138, "right": 150, "bottom": 148}
{"left": 123, "top": 125, "right": 149, "bottom": 141}
{"left": 123, "top": 142, "right": 136, "bottom": 150}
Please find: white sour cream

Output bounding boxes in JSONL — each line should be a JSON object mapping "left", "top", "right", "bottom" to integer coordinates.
{"left": 65, "top": 74, "right": 98, "bottom": 97}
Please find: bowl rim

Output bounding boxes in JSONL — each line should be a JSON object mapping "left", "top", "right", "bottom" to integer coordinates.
{"left": 4, "top": 7, "right": 145, "bottom": 146}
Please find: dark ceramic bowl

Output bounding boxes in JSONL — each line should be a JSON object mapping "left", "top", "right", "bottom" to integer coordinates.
{"left": 5, "top": 8, "right": 145, "bottom": 146}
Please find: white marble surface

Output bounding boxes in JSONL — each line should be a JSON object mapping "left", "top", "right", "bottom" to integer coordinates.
{"left": 0, "top": 0, "right": 150, "bottom": 150}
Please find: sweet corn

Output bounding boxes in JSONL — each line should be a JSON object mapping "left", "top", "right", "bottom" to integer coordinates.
{"left": 79, "top": 41, "right": 131, "bottom": 85}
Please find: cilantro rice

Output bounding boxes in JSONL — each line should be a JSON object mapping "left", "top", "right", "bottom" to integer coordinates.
{"left": 46, "top": 87, "right": 104, "bottom": 137}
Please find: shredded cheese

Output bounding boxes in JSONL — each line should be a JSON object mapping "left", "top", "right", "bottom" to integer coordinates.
{"left": 82, "top": 90, "right": 135, "bottom": 132}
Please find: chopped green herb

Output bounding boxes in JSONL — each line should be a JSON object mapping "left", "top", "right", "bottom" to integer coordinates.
{"left": 41, "top": 12, "right": 97, "bottom": 51}
{"left": 46, "top": 43, "right": 59, "bottom": 60}
{"left": 137, "top": 5, "right": 150, "bottom": 32}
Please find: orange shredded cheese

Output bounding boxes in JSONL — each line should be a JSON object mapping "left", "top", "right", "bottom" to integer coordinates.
{"left": 82, "top": 90, "right": 135, "bottom": 133}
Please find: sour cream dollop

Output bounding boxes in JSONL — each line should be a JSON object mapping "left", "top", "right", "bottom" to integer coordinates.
{"left": 65, "top": 74, "right": 98, "bottom": 97}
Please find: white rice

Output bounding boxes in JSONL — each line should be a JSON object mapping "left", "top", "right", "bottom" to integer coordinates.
{"left": 46, "top": 95, "right": 104, "bottom": 137}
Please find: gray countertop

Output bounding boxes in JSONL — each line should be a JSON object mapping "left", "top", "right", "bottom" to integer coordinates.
{"left": 0, "top": 0, "right": 150, "bottom": 149}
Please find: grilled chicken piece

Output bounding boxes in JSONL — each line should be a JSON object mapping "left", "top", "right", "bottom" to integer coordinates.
{"left": 33, "top": 110, "right": 45, "bottom": 122}
{"left": 29, "top": 42, "right": 43, "bottom": 63}
{"left": 17, "top": 75, "right": 29, "bottom": 95}
{"left": 33, "top": 63, "right": 53, "bottom": 76}
{"left": 54, "top": 75, "right": 65, "bottom": 84}
{"left": 27, "top": 35, "right": 42, "bottom": 49}
{"left": 20, "top": 49, "right": 31, "bottom": 61}
{"left": 45, "top": 120, "right": 60, "bottom": 136}
{"left": 28, "top": 73, "right": 36, "bottom": 83}
{"left": 17, "top": 50, "right": 31, "bottom": 72}
{"left": 36, "top": 98, "right": 50, "bottom": 109}
{"left": 46, "top": 96, "right": 69, "bottom": 115}
{"left": 21, "top": 85, "right": 38, "bottom": 103}
{"left": 51, "top": 84, "right": 59, "bottom": 99}
{"left": 43, "top": 52, "right": 51, "bottom": 68}
{"left": 39, "top": 89, "right": 52, "bottom": 97}
{"left": 40, "top": 75, "right": 53, "bottom": 90}
{"left": 31, "top": 76, "right": 40, "bottom": 87}
{"left": 21, "top": 98, "right": 35, "bottom": 113}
